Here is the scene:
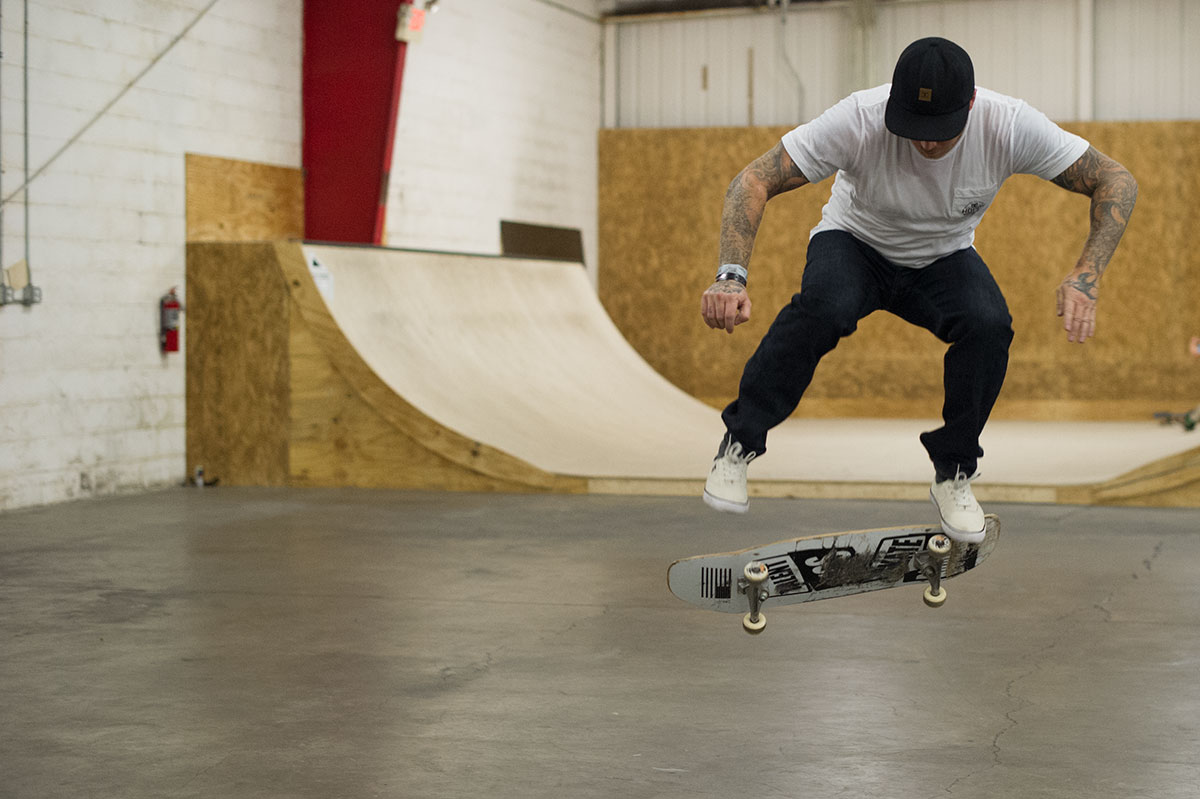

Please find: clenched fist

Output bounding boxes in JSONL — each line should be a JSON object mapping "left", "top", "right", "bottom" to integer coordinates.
{"left": 701, "top": 280, "right": 752, "bottom": 334}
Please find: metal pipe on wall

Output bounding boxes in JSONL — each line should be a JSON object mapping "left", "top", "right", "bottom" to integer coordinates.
{"left": 776, "top": 0, "right": 807, "bottom": 122}
{"left": 23, "top": 0, "right": 29, "bottom": 280}
{"left": 0, "top": 0, "right": 38, "bottom": 304}
{"left": 850, "top": 0, "right": 876, "bottom": 94}
{"left": 1076, "top": 0, "right": 1094, "bottom": 121}
{"left": 1, "top": 0, "right": 6, "bottom": 291}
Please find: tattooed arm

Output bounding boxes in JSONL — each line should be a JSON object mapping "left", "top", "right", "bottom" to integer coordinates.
{"left": 702, "top": 142, "right": 810, "bottom": 334}
{"left": 1049, "top": 145, "right": 1137, "bottom": 344}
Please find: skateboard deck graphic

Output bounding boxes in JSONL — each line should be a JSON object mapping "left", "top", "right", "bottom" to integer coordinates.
{"left": 669, "top": 514, "right": 1000, "bottom": 633}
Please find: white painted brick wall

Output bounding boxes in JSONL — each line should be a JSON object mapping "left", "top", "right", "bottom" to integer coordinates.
{"left": 386, "top": 0, "right": 603, "bottom": 277}
{"left": 0, "top": 0, "right": 301, "bottom": 510}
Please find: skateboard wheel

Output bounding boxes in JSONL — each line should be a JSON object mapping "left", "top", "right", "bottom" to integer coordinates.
{"left": 743, "top": 612, "right": 766, "bottom": 634}
{"left": 743, "top": 561, "right": 768, "bottom": 584}
{"left": 927, "top": 534, "right": 952, "bottom": 557}
{"left": 923, "top": 585, "right": 947, "bottom": 608}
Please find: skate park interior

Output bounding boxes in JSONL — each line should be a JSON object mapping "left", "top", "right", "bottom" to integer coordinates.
{"left": 4, "top": 2, "right": 1200, "bottom": 798}
{"left": 181, "top": 118, "right": 1200, "bottom": 508}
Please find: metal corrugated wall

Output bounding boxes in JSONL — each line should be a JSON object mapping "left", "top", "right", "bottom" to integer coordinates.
{"left": 872, "top": 0, "right": 1082, "bottom": 120}
{"left": 605, "top": 0, "right": 1199, "bottom": 127}
{"left": 1094, "top": 0, "right": 1200, "bottom": 120}
{"left": 609, "top": 5, "right": 853, "bottom": 127}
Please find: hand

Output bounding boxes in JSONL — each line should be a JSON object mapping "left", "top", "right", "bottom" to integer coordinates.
{"left": 701, "top": 280, "right": 751, "bottom": 334}
{"left": 1190, "top": 336, "right": 1200, "bottom": 358}
{"left": 1056, "top": 271, "right": 1098, "bottom": 344}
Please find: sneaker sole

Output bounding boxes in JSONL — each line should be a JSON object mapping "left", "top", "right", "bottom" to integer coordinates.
{"left": 928, "top": 490, "right": 986, "bottom": 544}
{"left": 703, "top": 490, "right": 749, "bottom": 514}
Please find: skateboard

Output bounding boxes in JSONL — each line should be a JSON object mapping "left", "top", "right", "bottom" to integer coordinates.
{"left": 668, "top": 514, "right": 1000, "bottom": 634}
{"left": 1154, "top": 411, "right": 1196, "bottom": 431}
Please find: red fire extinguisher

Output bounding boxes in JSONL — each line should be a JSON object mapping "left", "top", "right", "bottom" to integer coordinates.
{"left": 160, "top": 288, "right": 181, "bottom": 353}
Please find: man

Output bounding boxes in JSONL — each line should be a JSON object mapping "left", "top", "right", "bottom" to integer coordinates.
{"left": 699, "top": 37, "right": 1137, "bottom": 542}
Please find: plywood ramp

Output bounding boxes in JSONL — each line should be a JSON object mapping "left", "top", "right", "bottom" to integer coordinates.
{"left": 281, "top": 243, "right": 582, "bottom": 493}
{"left": 185, "top": 241, "right": 1200, "bottom": 505}
{"left": 186, "top": 242, "right": 581, "bottom": 493}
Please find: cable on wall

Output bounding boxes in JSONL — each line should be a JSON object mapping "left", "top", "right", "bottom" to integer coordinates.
{"left": 0, "top": 0, "right": 221, "bottom": 208}
{"left": 775, "top": 0, "right": 806, "bottom": 122}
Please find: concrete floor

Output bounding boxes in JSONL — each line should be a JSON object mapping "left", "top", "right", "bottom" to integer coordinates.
{"left": 2, "top": 488, "right": 1199, "bottom": 798}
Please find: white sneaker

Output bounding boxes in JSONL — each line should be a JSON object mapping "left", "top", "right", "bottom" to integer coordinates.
{"left": 703, "top": 434, "right": 756, "bottom": 514}
{"left": 929, "top": 470, "right": 986, "bottom": 543}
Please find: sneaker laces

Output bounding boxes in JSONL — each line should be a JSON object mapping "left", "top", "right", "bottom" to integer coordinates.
{"left": 945, "top": 470, "right": 981, "bottom": 510}
{"left": 710, "top": 441, "right": 756, "bottom": 488}
{"left": 723, "top": 441, "right": 757, "bottom": 465}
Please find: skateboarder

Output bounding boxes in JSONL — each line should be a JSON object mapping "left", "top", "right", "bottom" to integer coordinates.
{"left": 700, "top": 37, "right": 1137, "bottom": 542}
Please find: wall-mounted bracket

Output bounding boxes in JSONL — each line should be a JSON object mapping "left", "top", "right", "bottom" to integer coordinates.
{"left": 1, "top": 260, "right": 40, "bottom": 307}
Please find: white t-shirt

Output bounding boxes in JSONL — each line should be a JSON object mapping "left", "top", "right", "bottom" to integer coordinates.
{"left": 781, "top": 85, "right": 1089, "bottom": 267}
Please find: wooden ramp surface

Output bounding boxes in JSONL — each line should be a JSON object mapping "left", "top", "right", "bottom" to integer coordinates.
{"left": 305, "top": 243, "right": 720, "bottom": 479}
{"left": 298, "top": 242, "right": 1200, "bottom": 505}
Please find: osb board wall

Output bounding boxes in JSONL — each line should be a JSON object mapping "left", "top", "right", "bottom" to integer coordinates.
{"left": 184, "top": 154, "right": 303, "bottom": 485}
{"left": 184, "top": 153, "right": 304, "bottom": 242}
{"left": 598, "top": 122, "right": 1200, "bottom": 420}
{"left": 185, "top": 242, "right": 290, "bottom": 485}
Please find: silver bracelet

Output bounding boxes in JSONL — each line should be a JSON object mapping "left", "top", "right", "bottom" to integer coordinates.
{"left": 716, "top": 264, "right": 748, "bottom": 286}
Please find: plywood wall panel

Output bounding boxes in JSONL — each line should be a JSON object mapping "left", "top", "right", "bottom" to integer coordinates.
{"left": 185, "top": 153, "right": 304, "bottom": 242}
{"left": 600, "top": 125, "right": 819, "bottom": 406}
{"left": 185, "top": 242, "right": 291, "bottom": 485}
{"left": 183, "top": 148, "right": 303, "bottom": 485}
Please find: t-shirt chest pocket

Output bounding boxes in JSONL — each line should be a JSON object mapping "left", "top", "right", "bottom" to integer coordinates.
{"left": 952, "top": 184, "right": 999, "bottom": 219}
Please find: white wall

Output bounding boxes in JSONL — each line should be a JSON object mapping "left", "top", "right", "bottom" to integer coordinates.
{"left": 0, "top": 0, "right": 301, "bottom": 510}
{"left": 1094, "top": 0, "right": 1200, "bottom": 120}
{"left": 606, "top": 0, "right": 1200, "bottom": 127}
{"left": 384, "top": 0, "right": 604, "bottom": 275}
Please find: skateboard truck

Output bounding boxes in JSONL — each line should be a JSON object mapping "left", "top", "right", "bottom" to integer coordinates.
{"left": 738, "top": 534, "right": 952, "bottom": 633}
{"left": 739, "top": 561, "right": 769, "bottom": 634}
{"left": 913, "top": 533, "right": 952, "bottom": 608}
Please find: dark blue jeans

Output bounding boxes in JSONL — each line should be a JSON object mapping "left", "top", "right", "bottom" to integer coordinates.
{"left": 721, "top": 230, "right": 1014, "bottom": 479}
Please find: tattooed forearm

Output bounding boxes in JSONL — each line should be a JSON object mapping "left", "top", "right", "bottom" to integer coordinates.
{"left": 1050, "top": 145, "right": 1138, "bottom": 283}
{"left": 718, "top": 180, "right": 763, "bottom": 269}
{"left": 718, "top": 142, "right": 809, "bottom": 268}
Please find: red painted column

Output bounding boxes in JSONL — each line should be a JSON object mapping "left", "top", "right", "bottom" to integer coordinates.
{"left": 374, "top": 14, "right": 412, "bottom": 246}
{"left": 303, "top": 0, "right": 410, "bottom": 244}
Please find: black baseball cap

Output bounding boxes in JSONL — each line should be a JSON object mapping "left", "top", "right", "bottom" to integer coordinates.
{"left": 885, "top": 37, "right": 975, "bottom": 142}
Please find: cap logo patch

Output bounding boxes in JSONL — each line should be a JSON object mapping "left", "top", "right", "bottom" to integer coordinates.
{"left": 918, "top": 88, "right": 933, "bottom": 102}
